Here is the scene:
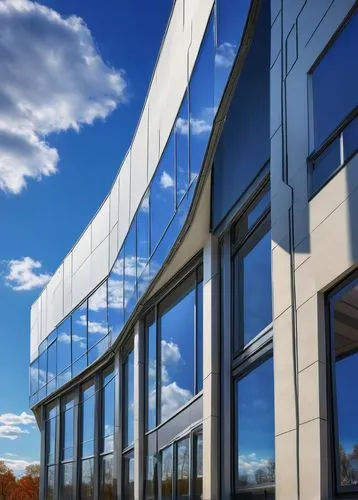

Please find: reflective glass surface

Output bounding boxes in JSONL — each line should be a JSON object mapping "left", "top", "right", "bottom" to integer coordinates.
{"left": 248, "top": 187, "right": 270, "bottom": 230}
{"left": 46, "top": 404, "right": 57, "bottom": 466}
{"left": 46, "top": 465, "right": 55, "bottom": 500}
{"left": 124, "top": 222, "right": 137, "bottom": 320}
{"left": 161, "top": 445, "right": 173, "bottom": 500}
{"left": 81, "top": 382, "right": 95, "bottom": 458}
{"left": 80, "top": 458, "right": 94, "bottom": 499}
{"left": 102, "top": 368, "right": 115, "bottom": 453}
{"left": 193, "top": 432, "right": 203, "bottom": 500}
{"left": 344, "top": 114, "right": 358, "bottom": 161}
{"left": 175, "top": 92, "right": 189, "bottom": 206}
{"left": 60, "top": 462, "right": 73, "bottom": 500}
{"left": 311, "top": 137, "right": 341, "bottom": 194}
{"left": 123, "top": 451, "right": 135, "bottom": 500}
{"left": 312, "top": 11, "right": 358, "bottom": 148}
{"left": 108, "top": 250, "right": 124, "bottom": 341}
{"left": 176, "top": 437, "right": 190, "bottom": 498}
{"left": 146, "top": 312, "right": 156, "bottom": 431}
{"left": 236, "top": 357, "right": 275, "bottom": 493}
{"left": 47, "top": 340, "right": 56, "bottom": 383}
{"left": 100, "top": 454, "right": 114, "bottom": 499}
{"left": 124, "top": 350, "right": 135, "bottom": 447}
{"left": 39, "top": 351, "right": 47, "bottom": 390}
{"left": 145, "top": 454, "right": 156, "bottom": 500}
{"left": 30, "top": 359, "right": 39, "bottom": 396}
{"left": 196, "top": 280, "right": 203, "bottom": 392}
{"left": 137, "top": 190, "right": 150, "bottom": 278}
{"left": 88, "top": 282, "right": 108, "bottom": 349}
{"left": 62, "top": 398, "right": 74, "bottom": 461}
{"left": 72, "top": 303, "right": 87, "bottom": 362}
{"left": 57, "top": 318, "right": 71, "bottom": 375}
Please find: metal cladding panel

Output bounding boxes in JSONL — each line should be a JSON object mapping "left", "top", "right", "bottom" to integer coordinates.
{"left": 46, "top": 265, "right": 64, "bottom": 333}
{"left": 90, "top": 236, "right": 109, "bottom": 290}
{"left": 72, "top": 257, "right": 90, "bottom": 309}
{"left": 118, "top": 152, "right": 131, "bottom": 249}
{"left": 147, "top": 101, "right": 160, "bottom": 180}
{"left": 187, "top": 0, "right": 214, "bottom": 78}
{"left": 109, "top": 223, "right": 119, "bottom": 269}
{"left": 130, "top": 104, "right": 149, "bottom": 218}
{"left": 92, "top": 197, "right": 110, "bottom": 251}
{"left": 110, "top": 177, "right": 119, "bottom": 230}
{"left": 40, "top": 289, "right": 47, "bottom": 343}
{"left": 72, "top": 226, "right": 91, "bottom": 274}
{"left": 63, "top": 254, "right": 72, "bottom": 317}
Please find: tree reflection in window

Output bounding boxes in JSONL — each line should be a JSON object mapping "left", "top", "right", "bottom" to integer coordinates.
{"left": 176, "top": 437, "right": 190, "bottom": 498}
{"left": 161, "top": 445, "right": 173, "bottom": 500}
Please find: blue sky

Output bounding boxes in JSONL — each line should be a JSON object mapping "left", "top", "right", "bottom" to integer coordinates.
{"left": 0, "top": 0, "right": 172, "bottom": 474}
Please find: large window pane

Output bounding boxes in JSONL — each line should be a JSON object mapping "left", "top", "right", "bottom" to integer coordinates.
{"left": 60, "top": 462, "right": 73, "bottom": 500}
{"left": 137, "top": 190, "right": 150, "bottom": 280}
{"left": 80, "top": 458, "right": 94, "bottom": 499}
{"left": 160, "top": 280, "right": 195, "bottom": 422}
{"left": 123, "top": 451, "right": 135, "bottom": 500}
{"left": 100, "top": 454, "right": 114, "bottom": 499}
{"left": 57, "top": 318, "right": 71, "bottom": 374}
{"left": 196, "top": 279, "right": 203, "bottom": 392}
{"left": 146, "top": 311, "right": 156, "bottom": 431}
{"left": 193, "top": 431, "right": 203, "bottom": 500}
{"left": 108, "top": 250, "right": 124, "bottom": 341}
{"left": 46, "top": 404, "right": 57, "bottom": 466}
{"left": 236, "top": 357, "right": 275, "bottom": 493}
{"left": 176, "top": 437, "right": 190, "bottom": 499}
{"left": 30, "top": 359, "right": 39, "bottom": 396}
{"left": 175, "top": 92, "right": 189, "bottom": 206}
{"left": 150, "top": 133, "right": 175, "bottom": 252}
{"left": 102, "top": 367, "right": 115, "bottom": 453}
{"left": 124, "top": 350, "right": 135, "bottom": 447}
{"left": 47, "top": 340, "right": 56, "bottom": 385}
{"left": 62, "top": 397, "right": 75, "bottom": 461}
{"left": 39, "top": 351, "right": 47, "bottom": 390}
{"left": 88, "top": 282, "right": 108, "bottom": 350}
{"left": 161, "top": 446, "right": 173, "bottom": 500}
{"left": 189, "top": 13, "right": 215, "bottom": 181}
{"left": 124, "top": 222, "right": 137, "bottom": 320}
{"left": 145, "top": 454, "right": 156, "bottom": 500}
{"left": 312, "top": 11, "right": 358, "bottom": 148}
{"left": 72, "top": 303, "right": 87, "bottom": 362}
{"left": 81, "top": 382, "right": 95, "bottom": 458}
{"left": 46, "top": 465, "right": 55, "bottom": 500}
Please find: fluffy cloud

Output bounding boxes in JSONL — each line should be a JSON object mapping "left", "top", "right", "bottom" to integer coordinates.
{"left": 0, "top": 457, "right": 39, "bottom": 474}
{"left": 215, "top": 42, "right": 235, "bottom": 68}
{"left": 161, "top": 382, "right": 192, "bottom": 421}
{"left": 0, "top": 0, "right": 126, "bottom": 194}
{"left": 0, "top": 412, "right": 36, "bottom": 441}
{"left": 160, "top": 170, "right": 174, "bottom": 189}
{"left": 175, "top": 116, "right": 212, "bottom": 136}
{"left": 5, "top": 256, "right": 51, "bottom": 291}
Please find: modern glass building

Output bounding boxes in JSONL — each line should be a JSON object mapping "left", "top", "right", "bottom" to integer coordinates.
{"left": 29, "top": 0, "right": 358, "bottom": 498}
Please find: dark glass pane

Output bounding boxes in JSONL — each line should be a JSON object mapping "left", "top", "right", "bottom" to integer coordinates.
{"left": 62, "top": 398, "right": 74, "bottom": 461}
{"left": 72, "top": 303, "right": 87, "bottom": 362}
{"left": 47, "top": 340, "right": 56, "bottom": 383}
{"left": 196, "top": 280, "right": 203, "bottom": 392}
{"left": 123, "top": 451, "right": 135, "bottom": 500}
{"left": 343, "top": 115, "right": 358, "bottom": 161}
{"left": 108, "top": 250, "right": 124, "bottom": 341}
{"left": 124, "top": 222, "right": 137, "bottom": 320}
{"left": 100, "top": 454, "right": 114, "bottom": 500}
{"left": 215, "top": 0, "right": 251, "bottom": 106}
{"left": 137, "top": 190, "right": 150, "bottom": 280}
{"left": 176, "top": 437, "right": 190, "bottom": 499}
{"left": 150, "top": 133, "right": 175, "bottom": 252}
{"left": 102, "top": 368, "right": 115, "bottom": 453}
{"left": 39, "top": 351, "right": 47, "bottom": 389}
{"left": 81, "top": 458, "right": 94, "bottom": 499}
{"left": 60, "top": 462, "right": 73, "bottom": 500}
{"left": 248, "top": 188, "right": 271, "bottom": 230}
{"left": 30, "top": 359, "right": 39, "bottom": 395}
{"left": 57, "top": 318, "right": 71, "bottom": 374}
{"left": 146, "top": 313, "right": 157, "bottom": 431}
{"left": 88, "top": 282, "right": 108, "bottom": 349}
{"left": 193, "top": 432, "right": 203, "bottom": 500}
{"left": 46, "top": 410, "right": 57, "bottom": 465}
{"left": 124, "top": 351, "right": 135, "bottom": 447}
{"left": 161, "top": 446, "right": 173, "bottom": 500}
{"left": 312, "top": 11, "right": 358, "bottom": 148}
{"left": 189, "top": 14, "right": 215, "bottom": 181}
{"left": 175, "top": 92, "right": 189, "bottom": 206}
{"left": 332, "top": 283, "right": 358, "bottom": 487}
{"left": 239, "top": 228, "right": 272, "bottom": 346}
{"left": 145, "top": 454, "right": 156, "bottom": 500}
{"left": 81, "top": 382, "right": 95, "bottom": 457}
{"left": 58, "top": 367, "right": 71, "bottom": 388}
{"left": 46, "top": 465, "right": 55, "bottom": 500}
{"left": 160, "top": 284, "right": 195, "bottom": 422}
{"left": 311, "top": 137, "right": 341, "bottom": 193}
{"left": 237, "top": 358, "right": 275, "bottom": 492}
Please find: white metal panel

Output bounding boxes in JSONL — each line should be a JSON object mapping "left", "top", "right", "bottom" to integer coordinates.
{"left": 147, "top": 102, "right": 160, "bottom": 180}
{"left": 130, "top": 104, "right": 149, "bottom": 218}
{"left": 63, "top": 254, "right": 72, "bottom": 317}
{"left": 30, "top": 320, "right": 39, "bottom": 362}
{"left": 109, "top": 223, "right": 119, "bottom": 269}
{"left": 90, "top": 236, "right": 109, "bottom": 290}
{"left": 72, "top": 226, "right": 92, "bottom": 274}
{"left": 110, "top": 177, "right": 119, "bottom": 230}
{"left": 92, "top": 197, "right": 110, "bottom": 251}
{"left": 187, "top": 0, "right": 214, "bottom": 79}
{"left": 72, "top": 257, "right": 91, "bottom": 309}
{"left": 40, "top": 289, "right": 47, "bottom": 343}
{"left": 118, "top": 152, "right": 131, "bottom": 249}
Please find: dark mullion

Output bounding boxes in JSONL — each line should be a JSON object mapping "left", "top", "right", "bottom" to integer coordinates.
{"left": 72, "top": 387, "right": 79, "bottom": 500}
{"left": 93, "top": 373, "right": 101, "bottom": 500}
{"left": 54, "top": 402, "right": 60, "bottom": 500}
{"left": 156, "top": 303, "right": 161, "bottom": 427}
{"left": 114, "top": 352, "right": 122, "bottom": 500}
{"left": 39, "top": 406, "right": 46, "bottom": 500}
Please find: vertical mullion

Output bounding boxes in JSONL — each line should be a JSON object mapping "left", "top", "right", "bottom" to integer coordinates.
{"left": 93, "top": 374, "right": 100, "bottom": 500}
{"left": 54, "top": 402, "right": 60, "bottom": 500}
{"left": 39, "top": 406, "right": 46, "bottom": 500}
{"left": 115, "top": 351, "right": 122, "bottom": 500}
{"left": 194, "top": 274, "right": 198, "bottom": 395}
{"left": 156, "top": 304, "right": 160, "bottom": 426}
{"left": 72, "top": 387, "right": 79, "bottom": 500}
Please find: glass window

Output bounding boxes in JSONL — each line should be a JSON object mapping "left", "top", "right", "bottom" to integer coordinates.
{"left": 236, "top": 357, "right": 275, "bottom": 494}
{"left": 343, "top": 114, "right": 358, "bottom": 161}
{"left": 46, "top": 404, "right": 57, "bottom": 466}
{"left": 160, "top": 278, "right": 195, "bottom": 422}
{"left": 88, "top": 282, "right": 108, "bottom": 350}
{"left": 189, "top": 13, "right": 215, "bottom": 181}
{"left": 102, "top": 366, "right": 115, "bottom": 453}
{"left": 72, "top": 303, "right": 88, "bottom": 363}
{"left": 150, "top": 132, "right": 175, "bottom": 252}
{"left": 57, "top": 318, "right": 72, "bottom": 375}
{"left": 39, "top": 351, "right": 47, "bottom": 390}
{"left": 62, "top": 396, "right": 74, "bottom": 461}
{"left": 196, "top": 278, "right": 203, "bottom": 393}
{"left": 145, "top": 454, "right": 156, "bottom": 500}
{"left": 175, "top": 92, "right": 189, "bottom": 206}
{"left": 146, "top": 310, "right": 156, "bottom": 431}
{"left": 124, "top": 222, "right": 137, "bottom": 320}
{"left": 137, "top": 190, "right": 150, "bottom": 281}
{"left": 123, "top": 451, "right": 135, "bottom": 500}
{"left": 30, "top": 359, "right": 39, "bottom": 396}
{"left": 81, "top": 381, "right": 95, "bottom": 458}
{"left": 312, "top": 10, "right": 358, "bottom": 149}
{"left": 108, "top": 250, "right": 124, "bottom": 341}
{"left": 161, "top": 445, "right": 173, "bottom": 500}
{"left": 124, "top": 350, "right": 135, "bottom": 447}
{"left": 193, "top": 431, "right": 203, "bottom": 500}
{"left": 46, "top": 465, "right": 56, "bottom": 500}
{"left": 81, "top": 458, "right": 94, "bottom": 499}
{"left": 100, "top": 454, "right": 114, "bottom": 499}
{"left": 60, "top": 462, "right": 73, "bottom": 500}
{"left": 176, "top": 437, "right": 190, "bottom": 499}
{"left": 47, "top": 340, "right": 56, "bottom": 385}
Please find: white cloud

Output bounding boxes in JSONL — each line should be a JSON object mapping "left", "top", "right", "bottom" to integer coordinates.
{"left": 0, "top": 425, "right": 29, "bottom": 440}
{"left": 160, "top": 170, "right": 174, "bottom": 189}
{"left": 0, "top": 457, "right": 39, "bottom": 475}
{"left": 161, "top": 339, "right": 181, "bottom": 364}
{"left": 238, "top": 453, "right": 274, "bottom": 483}
{"left": 215, "top": 42, "right": 235, "bottom": 68}
{"left": 0, "top": 411, "right": 36, "bottom": 441}
{"left": 175, "top": 116, "right": 212, "bottom": 136}
{"left": 88, "top": 284, "right": 107, "bottom": 312}
{"left": 5, "top": 256, "right": 51, "bottom": 291}
{"left": 161, "top": 382, "right": 192, "bottom": 421}
{"left": 0, "top": 0, "right": 126, "bottom": 194}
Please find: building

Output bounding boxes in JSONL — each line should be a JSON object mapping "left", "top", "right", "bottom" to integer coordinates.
{"left": 28, "top": 0, "right": 358, "bottom": 498}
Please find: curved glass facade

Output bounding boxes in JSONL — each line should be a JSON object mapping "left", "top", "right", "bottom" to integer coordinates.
{"left": 30, "top": 1, "right": 252, "bottom": 406}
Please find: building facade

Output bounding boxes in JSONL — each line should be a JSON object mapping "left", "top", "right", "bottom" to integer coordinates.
{"left": 29, "top": 0, "right": 358, "bottom": 498}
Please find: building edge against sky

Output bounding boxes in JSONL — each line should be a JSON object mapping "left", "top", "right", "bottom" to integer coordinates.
{"left": 29, "top": 0, "right": 358, "bottom": 499}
